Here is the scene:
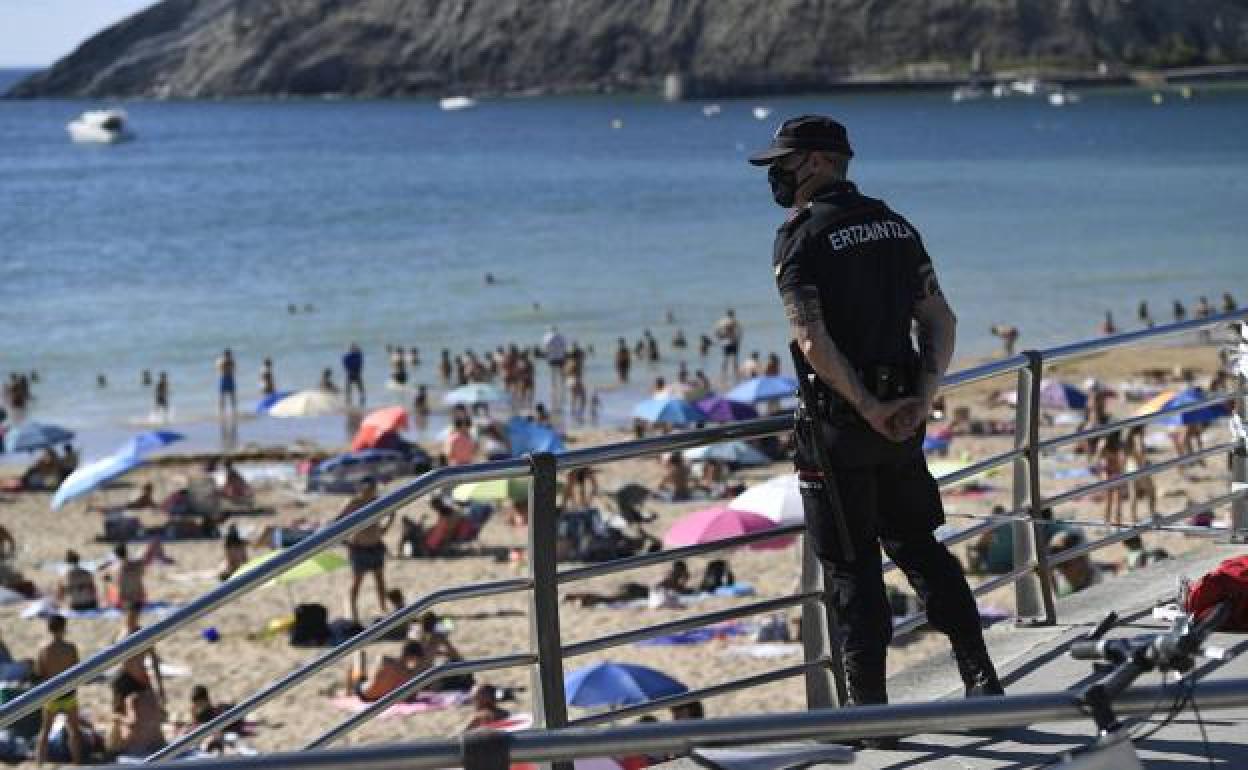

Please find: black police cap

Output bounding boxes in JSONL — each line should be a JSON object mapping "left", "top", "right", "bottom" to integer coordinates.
{"left": 748, "top": 115, "right": 854, "bottom": 166}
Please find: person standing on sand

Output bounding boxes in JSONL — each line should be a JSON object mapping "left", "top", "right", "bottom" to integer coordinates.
{"left": 1100, "top": 311, "right": 1117, "bottom": 336}
{"left": 35, "top": 615, "right": 84, "bottom": 765}
{"left": 1173, "top": 300, "right": 1187, "bottom": 323}
{"left": 750, "top": 115, "right": 1002, "bottom": 735}
{"left": 343, "top": 343, "right": 365, "bottom": 407}
{"left": 216, "top": 349, "right": 237, "bottom": 422}
{"left": 1137, "top": 300, "right": 1153, "bottom": 328}
{"left": 1223, "top": 292, "right": 1238, "bottom": 313}
{"left": 715, "top": 309, "right": 743, "bottom": 384}
{"left": 154, "top": 372, "right": 170, "bottom": 423}
{"left": 334, "top": 478, "right": 392, "bottom": 626}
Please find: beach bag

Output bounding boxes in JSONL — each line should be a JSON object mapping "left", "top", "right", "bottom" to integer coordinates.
{"left": 290, "top": 603, "right": 330, "bottom": 647}
{"left": 1186, "top": 555, "right": 1248, "bottom": 631}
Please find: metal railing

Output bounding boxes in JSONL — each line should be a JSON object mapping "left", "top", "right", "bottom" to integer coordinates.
{"left": 0, "top": 311, "right": 1243, "bottom": 766}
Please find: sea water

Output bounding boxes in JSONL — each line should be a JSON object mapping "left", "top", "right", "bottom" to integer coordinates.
{"left": 2, "top": 76, "right": 1246, "bottom": 458}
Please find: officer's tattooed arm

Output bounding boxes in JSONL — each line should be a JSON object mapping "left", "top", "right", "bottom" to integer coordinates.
{"left": 784, "top": 285, "right": 900, "bottom": 434}
{"left": 913, "top": 262, "right": 957, "bottom": 404}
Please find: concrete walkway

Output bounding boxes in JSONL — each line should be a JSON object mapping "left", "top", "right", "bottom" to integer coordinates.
{"left": 666, "top": 543, "right": 1248, "bottom": 769}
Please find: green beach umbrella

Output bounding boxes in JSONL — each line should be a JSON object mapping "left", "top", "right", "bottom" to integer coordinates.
{"left": 451, "top": 477, "right": 532, "bottom": 503}
{"left": 235, "top": 548, "right": 349, "bottom": 587}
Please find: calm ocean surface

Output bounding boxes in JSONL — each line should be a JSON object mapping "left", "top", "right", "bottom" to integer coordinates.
{"left": 3, "top": 71, "right": 1247, "bottom": 457}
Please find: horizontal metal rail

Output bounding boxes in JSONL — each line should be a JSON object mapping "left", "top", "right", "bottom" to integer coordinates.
{"left": 1046, "top": 488, "right": 1248, "bottom": 570}
{"left": 95, "top": 678, "right": 1248, "bottom": 770}
{"left": 147, "top": 577, "right": 532, "bottom": 762}
{"left": 563, "top": 593, "right": 817, "bottom": 657}
{"left": 1037, "top": 390, "right": 1234, "bottom": 454}
{"left": 570, "top": 659, "right": 822, "bottom": 728}
{"left": 942, "top": 354, "right": 1028, "bottom": 389}
{"left": 1042, "top": 310, "right": 1246, "bottom": 366}
{"left": 306, "top": 651, "right": 537, "bottom": 749}
{"left": 558, "top": 523, "right": 806, "bottom": 585}
{"left": 1041, "top": 439, "right": 1236, "bottom": 510}
{"left": 892, "top": 561, "right": 1038, "bottom": 637}
{"left": 934, "top": 446, "right": 1024, "bottom": 486}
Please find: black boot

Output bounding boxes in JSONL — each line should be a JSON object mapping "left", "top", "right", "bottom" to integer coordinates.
{"left": 844, "top": 668, "right": 900, "bottom": 750}
{"left": 954, "top": 645, "right": 1004, "bottom": 697}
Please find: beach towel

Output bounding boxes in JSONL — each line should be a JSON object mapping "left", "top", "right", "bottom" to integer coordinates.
{"left": 720, "top": 643, "right": 803, "bottom": 659}
{"left": 1051, "top": 467, "right": 1096, "bottom": 480}
{"left": 0, "top": 586, "right": 24, "bottom": 606}
{"left": 21, "top": 598, "right": 177, "bottom": 620}
{"left": 329, "top": 691, "right": 469, "bottom": 718}
{"left": 602, "top": 584, "right": 756, "bottom": 610}
{"left": 944, "top": 483, "right": 998, "bottom": 498}
{"left": 635, "top": 622, "right": 748, "bottom": 646}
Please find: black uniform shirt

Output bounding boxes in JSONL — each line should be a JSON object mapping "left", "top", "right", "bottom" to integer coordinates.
{"left": 773, "top": 180, "right": 932, "bottom": 373}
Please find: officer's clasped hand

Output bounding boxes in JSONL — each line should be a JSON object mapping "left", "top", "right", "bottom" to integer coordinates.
{"left": 862, "top": 397, "right": 922, "bottom": 442}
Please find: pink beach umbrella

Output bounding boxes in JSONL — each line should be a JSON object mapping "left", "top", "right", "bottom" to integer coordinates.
{"left": 729, "top": 473, "right": 804, "bottom": 527}
{"left": 664, "top": 506, "right": 795, "bottom": 550}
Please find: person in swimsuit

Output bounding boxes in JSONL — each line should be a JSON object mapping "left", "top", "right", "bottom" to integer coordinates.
{"left": 104, "top": 543, "right": 147, "bottom": 609}
{"left": 334, "top": 479, "right": 392, "bottom": 626}
{"left": 154, "top": 372, "right": 170, "bottom": 423}
{"left": 216, "top": 349, "right": 237, "bottom": 422}
{"left": 36, "top": 614, "right": 84, "bottom": 765}
{"left": 259, "top": 357, "right": 276, "bottom": 397}
{"left": 57, "top": 550, "right": 99, "bottom": 612}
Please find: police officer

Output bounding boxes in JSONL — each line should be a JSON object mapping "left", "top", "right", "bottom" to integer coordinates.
{"left": 749, "top": 116, "right": 1003, "bottom": 714}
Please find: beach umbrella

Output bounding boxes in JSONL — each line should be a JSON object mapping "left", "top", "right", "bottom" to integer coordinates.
{"left": 5, "top": 421, "right": 74, "bottom": 453}
{"left": 664, "top": 506, "right": 795, "bottom": 550}
{"left": 1150, "top": 387, "right": 1230, "bottom": 427}
{"left": 724, "top": 376, "right": 798, "bottom": 404}
{"left": 267, "top": 389, "right": 343, "bottom": 418}
{"left": 255, "top": 391, "right": 293, "bottom": 415}
{"left": 115, "top": 430, "right": 185, "bottom": 458}
{"left": 632, "top": 398, "right": 707, "bottom": 426}
{"left": 684, "top": 441, "right": 770, "bottom": 467}
{"left": 1038, "top": 380, "right": 1088, "bottom": 410}
{"left": 350, "top": 407, "right": 410, "bottom": 452}
{"left": 235, "top": 549, "right": 349, "bottom": 587}
{"left": 505, "top": 417, "right": 565, "bottom": 455}
{"left": 444, "top": 383, "right": 507, "bottom": 406}
{"left": 729, "top": 474, "right": 803, "bottom": 526}
{"left": 451, "top": 477, "right": 531, "bottom": 503}
{"left": 51, "top": 451, "right": 144, "bottom": 510}
{"left": 695, "top": 396, "right": 759, "bottom": 422}
{"left": 564, "top": 661, "right": 687, "bottom": 708}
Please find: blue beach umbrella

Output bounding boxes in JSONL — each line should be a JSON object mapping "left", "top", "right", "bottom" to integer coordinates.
{"left": 5, "top": 421, "right": 75, "bottom": 453}
{"left": 255, "top": 391, "right": 293, "bottom": 415}
{"left": 52, "top": 451, "right": 145, "bottom": 510}
{"left": 632, "top": 398, "right": 707, "bottom": 426}
{"left": 505, "top": 417, "right": 565, "bottom": 455}
{"left": 564, "top": 661, "right": 687, "bottom": 708}
{"left": 115, "top": 430, "right": 185, "bottom": 458}
{"left": 725, "top": 376, "right": 798, "bottom": 404}
{"left": 1156, "top": 387, "right": 1231, "bottom": 427}
{"left": 684, "top": 441, "right": 770, "bottom": 466}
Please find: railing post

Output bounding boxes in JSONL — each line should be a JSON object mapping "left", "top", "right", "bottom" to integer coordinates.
{"left": 525, "top": 452, "right": 571, "bottom": 770}
{"left": 1230, "top": 321, "right": 1248, "bottom": 542}
{"left": 799, "top": 534, "right": 845, "bottom": 708}
{"left": 1011, "top": 352, "right": 1056, "bottom": 625}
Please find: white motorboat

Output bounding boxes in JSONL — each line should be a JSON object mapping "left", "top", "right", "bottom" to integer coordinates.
{"left": 752, "top": 106, "right": 772, "bottom": 120}
{"left": 1047, "top": 89, "right": 1081, "bottom": 107}
{"left": 702, "top": 104, "right": 722, "bottom": 117}
{"left": 951, "top": 84, "right": 986, "bottom": 103}
{"left": 991, "top": 83, "right": 1011, "bottom": 99}
{"left": 439, "top": 95, "right": 477, "bottom": 111}
{"left": 1010, "top": 78, "right": 1041, "bottom": 96}
{"left": 66, "top": 108, "right": 133, "bottom": 143}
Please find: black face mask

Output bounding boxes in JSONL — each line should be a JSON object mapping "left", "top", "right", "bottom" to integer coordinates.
{"left": 767, "top": 154, "right": 809, "bottom": 208}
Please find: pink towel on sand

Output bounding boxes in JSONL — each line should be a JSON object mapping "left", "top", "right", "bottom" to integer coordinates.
{"left": 330, "top": 691, "right": 469, "bottom": 718}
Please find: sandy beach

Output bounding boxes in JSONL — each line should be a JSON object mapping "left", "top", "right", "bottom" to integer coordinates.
{"left": 0, "top": 335, "right": 1240, "bottom": 764}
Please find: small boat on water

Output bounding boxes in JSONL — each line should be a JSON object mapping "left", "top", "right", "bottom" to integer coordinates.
{"left": 1047, "top": 89, "right": 1081, "bottom": 107}
{"left": 702, "top": 104, "right": 722, "bottom": 117}
{"left": 752, "top": 106, "right": 772, "bottom": 120}
{"left": 66, "top": 108, "right": 133, "bottom": 144}
{"left": 951, "top": 84, "right": 986, "bottom": 103}
{"left": 991, "top": 83, "right": 1011, "bottom": 99}
{"left": 439, "top": 96, "right": 477, "bottom": 111}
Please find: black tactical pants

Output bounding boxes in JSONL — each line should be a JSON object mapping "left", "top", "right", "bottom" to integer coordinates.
{"left": 796, "top": 415, "right": 986, "bottom": 702}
